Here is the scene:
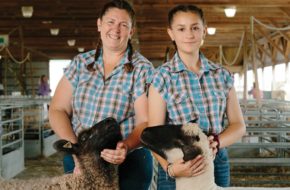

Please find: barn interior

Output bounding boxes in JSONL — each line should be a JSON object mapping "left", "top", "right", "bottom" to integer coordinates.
{"left": 0, "top": 0, "right": 289, "bottom": 188}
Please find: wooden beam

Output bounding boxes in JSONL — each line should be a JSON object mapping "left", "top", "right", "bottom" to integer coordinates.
{"left": 280, "top": 8, "right": 290, "bottom": 19}
{"left": 268, "top": 19, "right": 290, "bottom": 41}
{"left": 255, "top": 40, "right": 272, "bottom": 58}
{"left": 255, "top": 25, "right": 285, "bottom": 56}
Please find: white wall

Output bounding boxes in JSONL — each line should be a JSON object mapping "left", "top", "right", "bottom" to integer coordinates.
{"left": 49, "top": 60, "right": 71, "bottom": 96}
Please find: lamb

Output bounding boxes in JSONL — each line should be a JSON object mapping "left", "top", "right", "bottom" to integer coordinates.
{"left": 0, "top": 117, "right": 122, "bottom": 190}
{"left": 141, "top": 123, "right": 290, "bottom": 190}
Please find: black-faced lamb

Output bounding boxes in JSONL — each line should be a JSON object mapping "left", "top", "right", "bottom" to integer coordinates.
{"left": 141, "top": 123, "right": 290, "bottom": 190}
{"left": 0, "top": 117, "right": 122, "bottom": 190}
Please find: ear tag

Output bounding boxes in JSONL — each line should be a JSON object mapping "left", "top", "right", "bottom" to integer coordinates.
{"left": 63, "top": 142, "right": 72, "bottom": 148}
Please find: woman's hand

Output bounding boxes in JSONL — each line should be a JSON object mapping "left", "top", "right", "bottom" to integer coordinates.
{"left": 100, "top": 141, "right": 128, "bottom": 165}
{"left": 170, "top": 155, "right": 206, "bottom": 177}
{"left": 208, "top": 135, "right": 219, "bottom": 159}
{"left": 73, "top": 155, "right": 82, "bottom": 175}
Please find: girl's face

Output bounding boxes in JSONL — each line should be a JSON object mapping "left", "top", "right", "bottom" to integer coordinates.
{"left": 97, "top": 8, "right": 134, "bottom": 52}
{"left": 167, "top": 11, "right": 206, "bottom": 55}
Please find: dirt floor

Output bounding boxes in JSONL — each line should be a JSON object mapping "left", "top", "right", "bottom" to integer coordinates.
{"left": 14, "top": 153, "right": 63, "bottom": 180}
{"left": 14, "top": 153, "right": 290, "bottom": 188}
{"left": 231, "top": 166, "right": 290, "bottom": 187}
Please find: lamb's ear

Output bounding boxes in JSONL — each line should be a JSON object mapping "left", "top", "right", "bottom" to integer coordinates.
{"left": 53, "top": 139, "right": 79, "bottom": 154}
{"left": 182, "top": 145, "right": 202, "bottom": 162}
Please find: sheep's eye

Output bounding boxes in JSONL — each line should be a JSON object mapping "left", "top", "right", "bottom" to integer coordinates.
{"left": 81, "top": 136, "right": 87, "bottom": 142}
{"left": 195, "top": 135, "right": 200, "bottom": 141}
{"left": 79, "top": 133, "right": 89, "bottom": 142}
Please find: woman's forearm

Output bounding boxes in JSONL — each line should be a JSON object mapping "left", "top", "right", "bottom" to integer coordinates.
{"left": 123, "top": 122, "right": 147, "bottom": 151}
{"left": 49, "top": 109, "right": 77, "bottom": 144}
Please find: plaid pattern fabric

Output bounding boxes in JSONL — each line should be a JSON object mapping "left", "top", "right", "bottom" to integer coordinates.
{"left": 64, "top": 49, "right": 154, "bottom": 137}
{"left": 151, "top": 52, "right": 233, "bottom": 134}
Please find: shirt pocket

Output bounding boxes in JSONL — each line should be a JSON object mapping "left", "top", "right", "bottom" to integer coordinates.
{"left": 167, "top": 93, "right": 198, "bottom": 124}
{"left": 210, "top": 90, "right": 227, "bottom": 116}
{"left": 75, "top": 75, "right": 98, "bottom": 99}
{"left": 169, "top": 92, "right": 188, "bottom": 104}
{"left": 121, "top": 81, "right": 132, "bottom": 95}
{"left": 115, "top": 82, "right": 134, "bottom": 110}
{"left": 115, "top": 81, "right": 133, "bottom": 98}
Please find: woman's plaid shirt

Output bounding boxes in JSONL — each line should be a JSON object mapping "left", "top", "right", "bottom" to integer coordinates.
{"left": 64, "top": 49, "right": 154, "bottom": 137}
{"left": 151, "top": 52, "right": 234, "bottom": 134}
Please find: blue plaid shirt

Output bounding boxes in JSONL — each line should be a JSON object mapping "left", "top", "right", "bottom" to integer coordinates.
{"left": 151, "top": 52, "right": 234, "bottom": 134}
{"left": 64, "top": 49, "right": 154, "bottom": 137}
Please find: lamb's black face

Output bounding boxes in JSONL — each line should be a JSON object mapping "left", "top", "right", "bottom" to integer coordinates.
{"left": 78, "top": 117, "right": 122, "bottom": 155}
{"left": 141, "top": 125, "right": 202, "bottom": 161}
{"left": 54, "top": 117, "right": 122, "bottom": 156}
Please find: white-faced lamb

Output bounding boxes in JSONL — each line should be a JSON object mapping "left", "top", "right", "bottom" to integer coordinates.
{"left": 141, "top": 123, "right": 290, "bottom": 190}
{"left": 0, "top": 117, "right": 122, "bottom": 190}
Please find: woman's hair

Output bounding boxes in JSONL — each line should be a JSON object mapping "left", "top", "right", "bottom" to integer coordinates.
{"left": 99, "top": 0, "right": 135, "bottom": 27}
{"left": 40, "top": 75, "right": 46, "bottom": 83}
{"left": 87, "top": 0, "right": 135, "bottom": 72}
{"left": 168, "top": 4, "right": 205, "bottom": 28}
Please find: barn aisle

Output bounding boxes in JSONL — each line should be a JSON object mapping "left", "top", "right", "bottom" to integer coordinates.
{"left": 14, "top": 153, "right": 63, "bottom": 180}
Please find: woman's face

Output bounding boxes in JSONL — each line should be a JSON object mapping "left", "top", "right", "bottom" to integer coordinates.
{"left": 167, "top": 11, "right": 206, "bottom": 55}
{"left": 98, "top": 8, "right": 134, "bottom": 52}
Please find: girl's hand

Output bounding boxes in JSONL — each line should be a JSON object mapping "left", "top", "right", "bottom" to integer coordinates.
{"left": 100, "top": 141, "right": 128, "bottom": 165}
{"left": 170, "top": 155, "right": 206, "bottom": 177}
{"left": 208, "top": 135, "right": 218, "bottom": 159}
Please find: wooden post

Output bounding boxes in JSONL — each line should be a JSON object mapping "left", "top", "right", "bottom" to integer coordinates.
{"left": 250, "top": 16, "right": 261, "bottom": 105}
{"left": 271, "top": 45, "right": 277, "bottom": 92}
{"left": 19, "top": 26, "right": 27, "bottom": 95}
{"left": 284, "top": 40, "right": 290, "bottom": 84}
{"left": 3, "top": 51, "right": 8, "bottom": 95}
{"left": 219, "top": 45, "right": 223, "bottom": 65}
{"left": 243, "top": 29, "right": 248, "bottom": 102}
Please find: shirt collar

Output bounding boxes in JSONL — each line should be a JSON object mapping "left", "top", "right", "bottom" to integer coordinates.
{"left": 97, "top": 48, "right": 130, "bottom": 67}
{"left": 82, "top": 48, "right": 130, "bottom": 72}
{"left": 169, "top": 51, "right": 221, "bottom": 73}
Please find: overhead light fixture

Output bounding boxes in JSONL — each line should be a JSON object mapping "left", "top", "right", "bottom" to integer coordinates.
{"left": 224, "top": 7, "right": 236, "bottom": 18}
{"left": 42, "top": 20, "right": 52, "bottom": 24}
{"left": 67, "top": 39, "right": 76, "bottom": 46}
{"left": 50, "top": 28, "right": 59, "bottom": 36}
{"left": 207, "top": 27, "right": 216, "bottom": 35}
{"left": 21, "top": 6, "right": 34, "bottom": 18}
{"left": 78, "top": 47, "right": 85, "bottom": 52}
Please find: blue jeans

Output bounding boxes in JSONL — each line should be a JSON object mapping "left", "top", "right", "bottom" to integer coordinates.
{"left": 214, "top": 148, "right": 230, "bottom": 187}
{"left": 63, "top": 148, "right": 153, "bottom": 190}
{"left": 63, "top": 154, "right": 74, "bottom": 174}
{"left": 156, "top": 148, "right": 230, "bottom": 189}
{"left": 157, "top": 164, "right": 176, "bottom": 190}
{"left": 119, "top": 148, "right": 153, "bottom": 190}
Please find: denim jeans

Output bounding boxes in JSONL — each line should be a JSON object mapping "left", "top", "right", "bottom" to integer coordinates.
{"left": 156, "top": 148, "right": 230, "bottom": 189}
{"left": 119, "top": 148, "right": 153, "bottom": 190}
{"left": 63, "top": 154, "right": 74, "bottom": 174}
{"left": 63, "top": 148, "right": 153, "bottom": 190}
{"left": 214, "top": 148, "right": 230, "bottom": 187}
{"left": 157, "top": 164, "right": 176, "bottom": 190}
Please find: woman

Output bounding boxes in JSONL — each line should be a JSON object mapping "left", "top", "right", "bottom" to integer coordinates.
{"left": 148, "top": 4, "right": 246, "bottom": 189}
{"left": 38, "top": 74, "right": 51, "bottom": 96}
{"left": 49, "top": 1, "right": 153, "bottom": 189}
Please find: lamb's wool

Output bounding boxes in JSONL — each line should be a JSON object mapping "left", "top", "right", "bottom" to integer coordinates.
{"left": 141, "top": 123, "right": 290, "bottom": 190}
{"left": 173, "top": 123, "right": 220, "bottom": 190}
{"left": 0, "top": 117, "right": 121, "bottom": 190}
